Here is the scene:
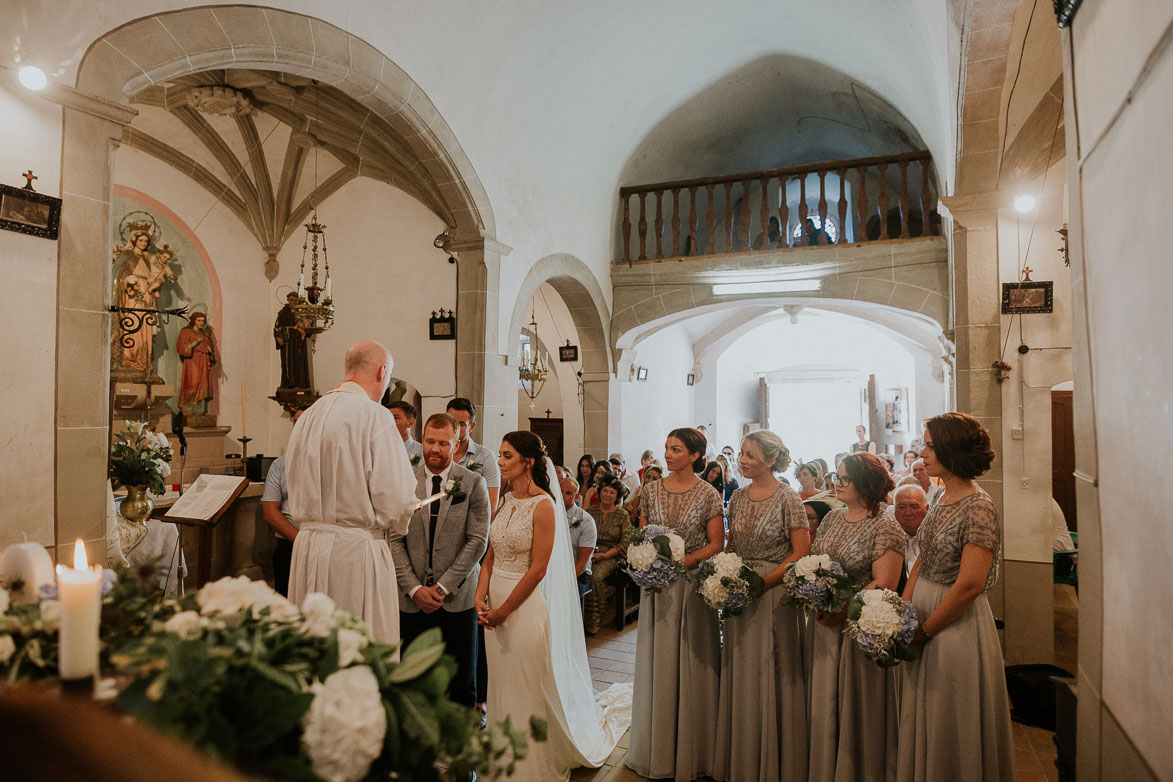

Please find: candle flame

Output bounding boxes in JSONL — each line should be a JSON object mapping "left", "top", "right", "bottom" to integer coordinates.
{"left": 73, "top": 539, "right": 88, "bottom": 570}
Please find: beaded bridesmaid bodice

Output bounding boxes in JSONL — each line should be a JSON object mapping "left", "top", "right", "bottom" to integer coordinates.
{"left": 726, "top": 484, "right": 808, "bottom": 563}
{"left": 491, "top": 493, "right": 551, "bottom": 573}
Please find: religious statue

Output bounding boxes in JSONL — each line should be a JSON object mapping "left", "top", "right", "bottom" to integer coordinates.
{"left": 111, "top": 227, "right": 179, "bottom": 374}
{"left": 177, "top": 312, "right": 217, "bottom": 412}
{"left": 274, "top": 291, "right": 312, "bottom": 390}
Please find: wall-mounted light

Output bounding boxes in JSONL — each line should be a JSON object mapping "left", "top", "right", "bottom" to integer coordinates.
{"left": 18, "top": 66, "right": 48, "bottom": 91}
{"left": 1013, "top": 194, "right": 1037, "bottom": 214}
{"left": 712, "top": 279, "right": 821, "bottom": 296}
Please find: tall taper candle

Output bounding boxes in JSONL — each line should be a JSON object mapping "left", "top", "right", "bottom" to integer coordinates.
{"left": 241, "top": 381, "right": 247, "bottom": 438}
{"left": 56, "top": 539, "right": 102, "bottom": 682}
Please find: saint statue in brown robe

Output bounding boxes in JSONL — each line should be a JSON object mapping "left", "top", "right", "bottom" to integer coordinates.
{"left": 177, "top": 312, "right": 217, "bottom": 412}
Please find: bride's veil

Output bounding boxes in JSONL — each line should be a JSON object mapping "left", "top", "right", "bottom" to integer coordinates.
{"left": 538, "top": 459, "right": 630, "bottom": 767}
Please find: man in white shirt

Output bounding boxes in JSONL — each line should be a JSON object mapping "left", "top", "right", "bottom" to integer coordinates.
{"left": 609, "top": 453, "right": 641, "bottom": 496}
{"left": 385, "top": 399, "right": 423, "bottom": 462}
{"left": 893, "top": 483, "right": 929, "bottom": 590}
{"left": 561, "top": 476, "right": 597, "bottom": 594}
{"left": 286, "top": 340, "right": 419, "bottom": 645}
{"left": 912, "top": 458, "right": 944, "bottom": 505}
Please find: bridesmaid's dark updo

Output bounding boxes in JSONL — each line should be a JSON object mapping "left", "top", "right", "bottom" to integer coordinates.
{"left": 667, "top": 427, "right": 708, "bottom": 473}
{"left": 925, "top": 412, "right": 995, "bottom": 479}
{"left": 502, "top": 430, "right": 557, "bottom": 502}
{"left": 841, "top": 452, "right": 895, "bottom": 516}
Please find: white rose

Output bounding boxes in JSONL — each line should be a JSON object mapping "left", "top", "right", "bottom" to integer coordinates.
{"left": 626, "top": 541, "right": 657, "bottom": 571}
{"left": 0, "top": 634, "right": 15, "bottom": 664}
{"left": 164, "top": 610, "right": 203, "bottom": 640}
{"left": 301, "top": 593, "right": 338, "bottom": 637}
{"left": 666, "top": 532, "right": 686, "bottom": 563}
{"left": 0, "top": 588, "right": 9, "bottom": 615}
{"left": 39, "top": 600, "right": 61, "bottom": 627}
{"left": 196, "top": 576, "right": 255, "bottom": 616}
{"left": 857, "top": 601, "right": 904, "bottom": 637}
{"left": 793, "top": 554, "right": 832, "bottom": 581}
{"left": 337, "top": 628, "right": 367, "bottom": 667}
{"left": 303, "top": 666, "right": 387, "bottom": 782}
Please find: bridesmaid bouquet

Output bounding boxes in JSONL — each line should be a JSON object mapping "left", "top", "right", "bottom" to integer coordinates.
{"left": 693, "top": 552, "right": 764, "bottom": 616}
{"left": 844, "top": 588, "right": 919, "bottom": 667}
{"left": 780, "top": 554, "right": 856, "bottom": 615}
{"left": 625, "top": 524, "right": 687, "bottom": 591}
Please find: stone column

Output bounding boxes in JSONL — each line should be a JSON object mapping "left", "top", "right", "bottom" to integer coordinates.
{"left": 450, "top": 238, "right": 516, "bottom": 449}
{"left": 55, "top": 96, "right": 137, "bottom": 562}
{"left": 580, "top": 372, "right": 614, "bottom": 457}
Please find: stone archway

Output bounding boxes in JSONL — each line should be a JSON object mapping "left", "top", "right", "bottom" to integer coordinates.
{"left": 507, "top": 254, "right": 613, "bottom": 456}
{"left": 55, "top": 6, "right": 493, "bottom": 550}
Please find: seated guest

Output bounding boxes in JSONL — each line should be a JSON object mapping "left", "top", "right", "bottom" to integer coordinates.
{"left": 637, "top": 449, "right": 655, "bottom": 481}
{"left": 892, "top": 483, "right": 929, "bottom": 592}
{"left": 560, "top": 477, "right": 597, "bottom": 596}
{"left": 795, "top": 462, "right": 821, "bottom": 500}
{"left": 625, "top": 464, "right": 663, "bottom": 524}
{"left": 610, "top": 452, "right": 641, "bottom": 495}
{"left": 583, "top": 460, "right": 613, "bottom": 507}
{"left": 912, "top": 458, "right": 944, "bottom": 504}
{"left": 703, "top": 460, "right": 725, "bottom": 498}
{"left": 802, "top": 493, "right": 838, "bottom": 540}
{"left": 717, "top": 454, "right": 740, "bottom": 502}
{"left": 878, "top": 451, "right": 897, "bottom": 475}
{"left": 811, "top": 458, "right": 830, "bottom": 490}
{"left": 895, "top": 448, "right": 918, "bottom": 479}
{"left": 585, "top": 474, "right": 632, "bottom": 634}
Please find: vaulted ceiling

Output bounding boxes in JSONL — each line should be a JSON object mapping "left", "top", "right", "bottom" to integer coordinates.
{"left": 123, "top": 69, "right": 453, "bottom": 271}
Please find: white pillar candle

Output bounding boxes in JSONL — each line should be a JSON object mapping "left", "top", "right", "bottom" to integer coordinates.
{"left": 0, "top": 541, "right": 55, "bottom": 605}
{"left": 56, "top": 540, "right": 103, "bottom": 682}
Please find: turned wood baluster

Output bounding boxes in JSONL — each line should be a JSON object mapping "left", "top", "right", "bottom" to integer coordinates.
{"left": 637, "top": 192, "right": 648, "bottom": 260}
{"left": 920, "top": 161, "right": 932, "bottom": 237}
{"left": 778, "top": 176, "right": 789, "bottom": 247}
{"left": 722, "top": 182, "right": 734, "bottom": 252}
{"left": 898, "top": 161, "right": 910, "bottom": 239}
{"left": 838, "top": 169, "right": 848, "bottom": 244}
{"left": 817, "top": 170, "right": 828, "bottom": 245}
{"left": 622, "top": 195, "right": 631, "bottom": 262}
{"left": 857, "top": 166, "right": 870, "bottom": 243}
{"left": 798, "top": 176, "right": 809, "bottom": 244}
{"left": 705, "top": 184, "right": 716, "bottom": 255}
{"left": 760, "top": 177, "right": 770, "bottom": 249}
{"left": 654, "top": 191, "right": 664, "bottom": 259}
{"left": 689, "top": 186, "right": 699, "bottom": 255}
{"left": 877, "top": 163, "right": 890, "bottom": 240}
{"left": 742, "top": 178, "right": 752, "bottom": 250}
{"left": 671, "top": 188, "right": 681, "bottom": 255}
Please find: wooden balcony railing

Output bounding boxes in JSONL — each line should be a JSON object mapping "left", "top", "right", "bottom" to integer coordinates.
{"left": 618, "top": 150, "right": 940, "bottom": 264}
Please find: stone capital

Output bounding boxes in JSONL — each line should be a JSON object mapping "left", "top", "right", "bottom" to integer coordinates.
{"left": 448, "top": 237, "right": 513, "bottom": 258}
{"left": 939, "top": 193, "right": 1007, "bottom": 228}
{"left": 45, "top": 83, "right": 139, "bottom": 129}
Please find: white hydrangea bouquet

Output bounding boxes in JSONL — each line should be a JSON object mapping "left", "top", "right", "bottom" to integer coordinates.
{"left": 844, "top": 588, "right": 919, "bottom": 668}
{"left": 625, "top": 524, "right": 687, "bottom": 592}
{"left": 692, "top": 551, "right": 765, "bottom": 616}
{"left": 780, "top": 553, "right": 857, "bottom": 615}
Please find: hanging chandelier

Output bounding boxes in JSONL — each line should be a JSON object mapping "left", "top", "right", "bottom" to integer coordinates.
{"left": 290, "top": 216, "right": 334, "bottom": 335}
{"left": 519, "top": 310, "right": 549, "bottom": 408}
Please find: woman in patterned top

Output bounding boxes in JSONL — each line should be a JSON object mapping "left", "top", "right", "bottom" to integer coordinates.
{"left": 808, "top": 452, "right": 904, "bottom": 782}
{"left": 626, "top": 427, "right": 725, "bottom": 782}
{"left": 896, "top": 413, "right": 1014, "bottom": 781}
{"left": 713, "top": 431, "right": 811, "bottom": 782}
{"left": 584, "top": 474, "right": 632, "bottom": 634}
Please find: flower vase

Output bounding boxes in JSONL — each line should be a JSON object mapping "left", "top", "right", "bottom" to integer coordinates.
{"left": 117, "top": 485, "right": 153, "bottom": 556}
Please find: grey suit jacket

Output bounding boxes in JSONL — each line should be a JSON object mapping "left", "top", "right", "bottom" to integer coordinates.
{"left": 388, "top": 461, "right": 489, "bottom": 613}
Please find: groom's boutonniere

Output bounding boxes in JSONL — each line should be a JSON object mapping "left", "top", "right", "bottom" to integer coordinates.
{"left": 444, "top": 475, "right": 467, "bottom": 503}
{"left": 410, "top": 453, "right": 421, "bottom": 467}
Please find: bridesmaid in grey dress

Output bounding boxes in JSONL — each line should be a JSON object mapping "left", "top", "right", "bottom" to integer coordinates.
{"left": 809, "top": 452, "right": 904, "bottom": 782}
{"left": 713, "top": 430, "right": 811, "bottom": 782}
{"left": 626, "top": 427, "right": 725, "bottom": 782}
{"left": 897, "top": 413, "right": 1015, "bottom": 781}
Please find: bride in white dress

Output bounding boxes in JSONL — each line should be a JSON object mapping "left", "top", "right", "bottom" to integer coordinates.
{"left": 475, "top": 431, "right": 631, "bottom": 780}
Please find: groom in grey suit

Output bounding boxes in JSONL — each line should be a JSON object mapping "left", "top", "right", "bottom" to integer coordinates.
{"left": 389, "top": 412, "right": 489, "bottom": 708}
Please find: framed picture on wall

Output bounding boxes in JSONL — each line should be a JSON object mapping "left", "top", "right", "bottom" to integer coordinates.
{"left": 884, "top": 387, "right": 908, "bottom": 433}
{"left": 1001, "top": 281, "right": 1053, "bottom": 314}
{"left": 0, "top": 184, "right": 61, "bottom": 240}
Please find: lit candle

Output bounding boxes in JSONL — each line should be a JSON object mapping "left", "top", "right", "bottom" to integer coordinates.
{"left": 325, "top": 275, "right": 332, "bottom": 299}
{"left": 56, "top": 540, "right": 102, "bottom": 683}
{"left": 241, "top": 381, "right": 247, "bottom": 438}
{"left": 297, "top": 274, "right": 304, "bottom": 297}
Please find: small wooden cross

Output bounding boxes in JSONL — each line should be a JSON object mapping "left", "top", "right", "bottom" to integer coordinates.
{"left": 1021, "top": 266, "right": 1033, "bottom": 282}
{"left": 545, "top": 409, "right": 552, "bottom": 419}
{"left": 21, "top": 170, "right": 37, "bottom": 192}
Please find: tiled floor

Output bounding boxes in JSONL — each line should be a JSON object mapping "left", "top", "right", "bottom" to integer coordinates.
{"left": 568, "top": 606, "right": 1069, "bottom": 782}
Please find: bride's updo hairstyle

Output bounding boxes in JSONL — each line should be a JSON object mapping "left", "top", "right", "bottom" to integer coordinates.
{"left": 502, "top": 430, "right": 557, "bottom": 501}
{"left": 667, "top": 427, "right": 708, "bottom": 474}
{"left": 925, "top": 412, "right": 995, "bottom": 479}
{"left": 741, "top": 430, "right": 792, "bottom": 473}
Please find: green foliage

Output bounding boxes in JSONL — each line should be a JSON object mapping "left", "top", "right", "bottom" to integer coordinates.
{"left": 109, "top": 420, "right": 172, "bottom": 495}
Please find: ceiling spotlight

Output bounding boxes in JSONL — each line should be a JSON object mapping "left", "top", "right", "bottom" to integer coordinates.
{"left": 1013, "top": 194, "right": 1037, "bottom": 214}
{"left": 18, "top": 66, "right": 48, "bottom": 91}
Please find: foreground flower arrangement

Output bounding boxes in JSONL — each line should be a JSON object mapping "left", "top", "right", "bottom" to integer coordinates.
{"left": 780, "top": 554, "right": 857, "bottom": 615}
{"left": 692, "top": 551, "right": 764, "bottom": 616}
{"left": 625, "top": 524, "right": 686, "bottom": 591}
{"left": 844, "top": 588, "right": 919, "bottom": 668}
{"left": 0, "top": 564, "right": 540, "bottom": 781}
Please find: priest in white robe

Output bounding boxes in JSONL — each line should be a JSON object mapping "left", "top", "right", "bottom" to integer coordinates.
{"left": 286, "top": 340, "right": 419, "bottom": 644}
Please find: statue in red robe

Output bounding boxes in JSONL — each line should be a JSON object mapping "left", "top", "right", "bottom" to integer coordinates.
{"left": 177, "top": 312, "right": 217, "bottom": 412}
